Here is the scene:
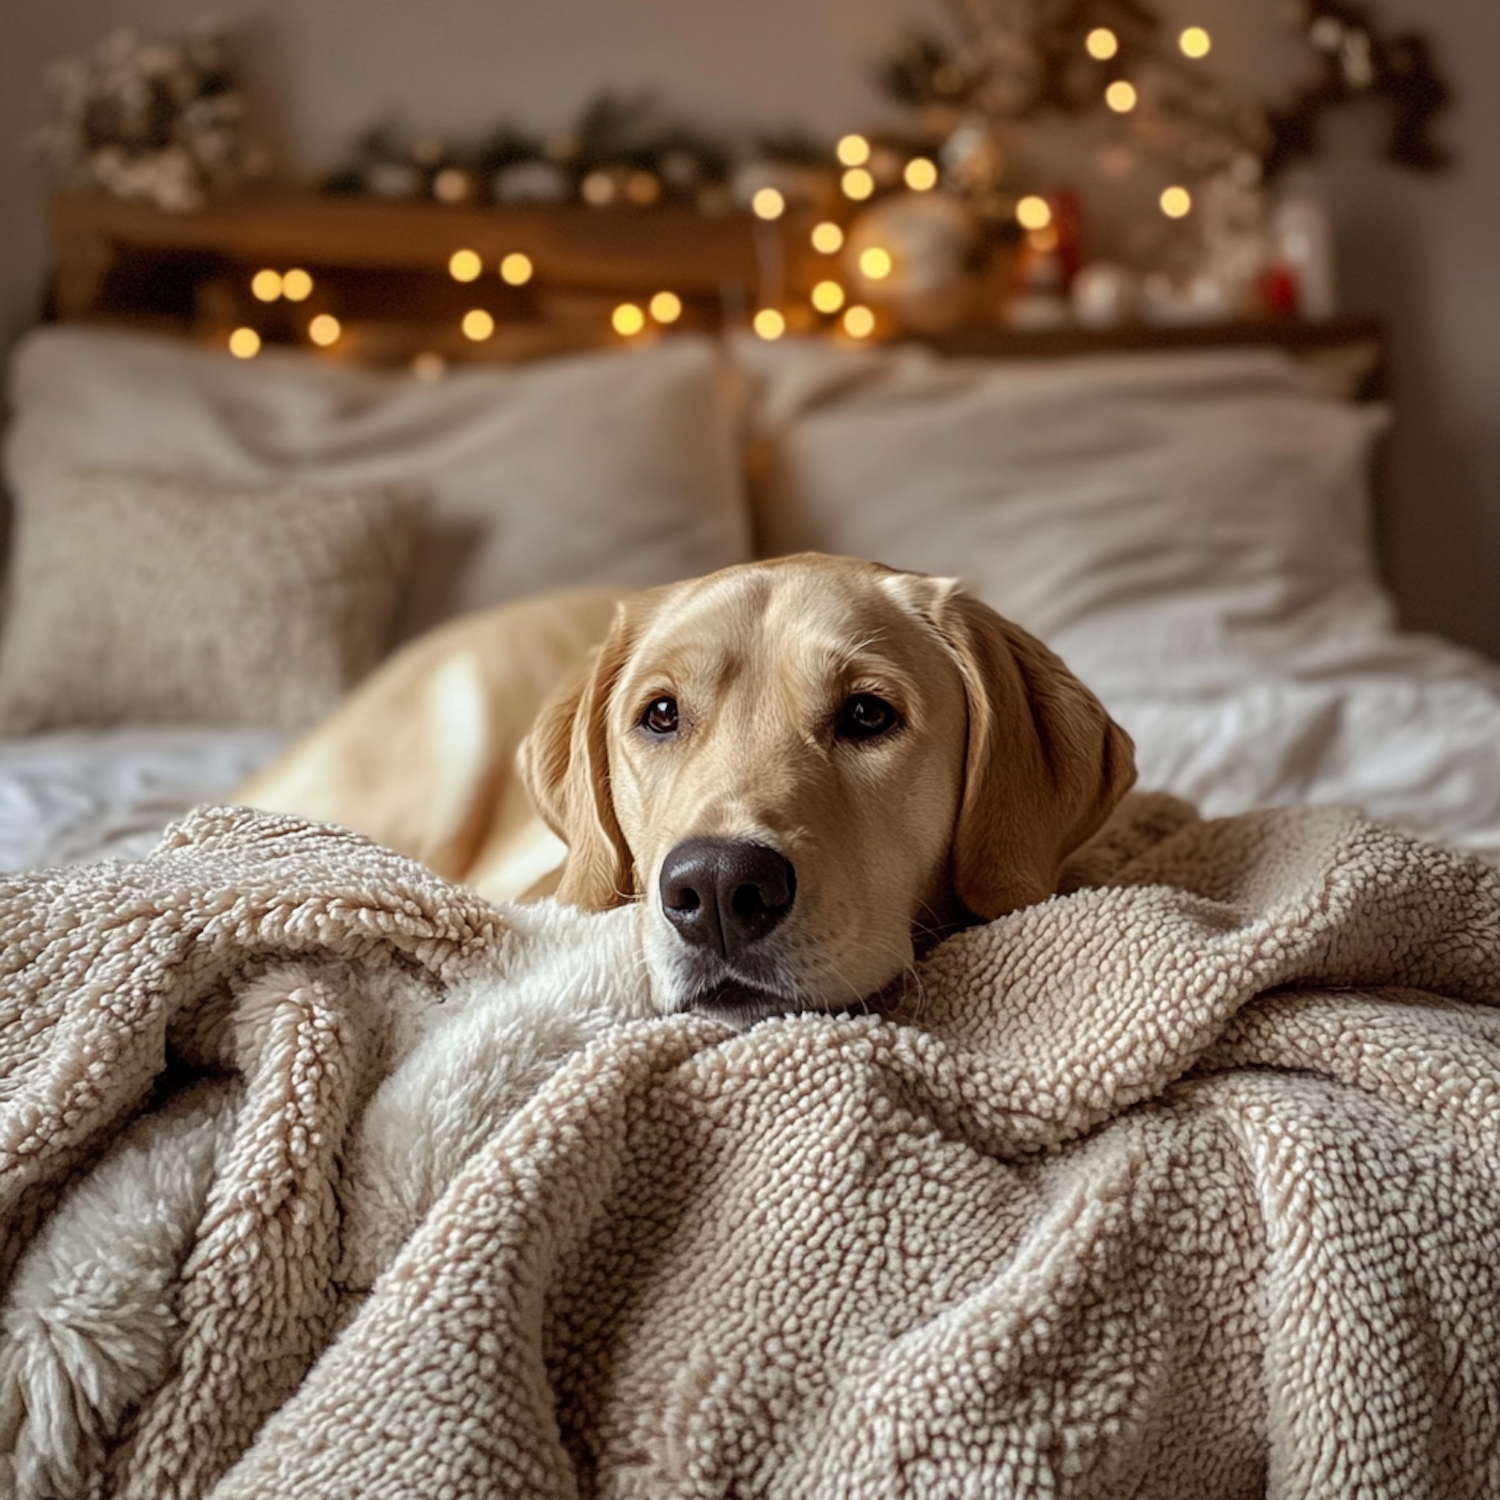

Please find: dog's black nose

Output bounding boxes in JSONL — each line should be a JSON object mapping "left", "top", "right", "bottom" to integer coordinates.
{"left": 658, "top": 838, "right": 796, "bottom": 957}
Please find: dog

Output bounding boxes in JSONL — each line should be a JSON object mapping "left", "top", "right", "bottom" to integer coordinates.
{"left": 237, "top": 555, "right": 1135, "bottom": 1024}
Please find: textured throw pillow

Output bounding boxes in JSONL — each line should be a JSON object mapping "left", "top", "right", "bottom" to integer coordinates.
{"left": 0, "top": 470, "right": 423, "bottom": 732}
{"left": 735, "top": 337, "right": 1393, "bottom": 692}
{"left": 5, "top": 327, "right": 751, "bottom": 640}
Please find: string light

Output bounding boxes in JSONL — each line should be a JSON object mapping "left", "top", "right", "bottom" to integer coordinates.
{"left": 1029, "top": 225, "right": 1059, "bottom": 253}
{"left": 650, "top": 291, "right": 683, "bottom": 323}
{"left": 433, "top": 167, "right": 471, "bottom": 204}
{"left": 752, "top": 187, "right": 786, "bottom": 221}
{"left": 412, "top": 352, "right": 446, "bottom": 382}
{"left": 449, "top": 249, "right": 482, "bottom": 283}
{"left": 842, "top": 305, "right": 875, "bottom": 339}
{"left": 753, "top": 309, "right": 786, "bottom": 340}
{"left": 1106, "top": 80, "right": 1138, "bottom": 112}
{"left": 1016, "top": 195, "right": 1052, "bottom": 231}
{"left": 841, "top": 168, "right": 874, "bottom": 201}
{"left": 1086, "top": 28, "right": 1119, "bottom": 60}
{"left": 1160, "top": 185, "right": 1193, "bottom": 218}
{"left": 836, "top": 134, "right": 871, "bottom": 167}
{"left": 309, "top": 314, "right": 341, "bottom": 347}
{"left": 281, "top": 268, "right": 313, "bottom": 301}
{"left": 251, "top": 269, "right": 282, "bottom": 302}
{"left": 228, "top": 327, "right": 260, "bottom": 359}
{"left": 582, "top": 171, "right": 615, "bottom": 206}
{"left": 858, "top": 247, "right": 893, "bottom": 280}
{"left": 811, "top": 280, "right": 845, "bottom": 313}
{"left": 1180, "top": 27, "right": 1212, "bottom": 58}
{"left": 904, "top": 158, "right": 939, "bottom": 191}
{"left": 811, "top": 222, "right": 844, "bottom": 253}
{"left": 612, "top": 302, "right": 646, "bottom": 336}
{"left": 625, "top": 170, "right": 660, "bottom": 204}
{"left": 499, "top": 253, "right": 533, "bottom": 286}
{"left": 462, "top": 309, "right": 495, "bottom": 340}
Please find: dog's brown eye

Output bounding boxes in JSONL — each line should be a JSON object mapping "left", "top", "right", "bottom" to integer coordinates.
{"left": 837, "top": 693, "right": 899, "bottom": 741}
{"left": 642, "top": 696, "right": 679, "bottom": 734}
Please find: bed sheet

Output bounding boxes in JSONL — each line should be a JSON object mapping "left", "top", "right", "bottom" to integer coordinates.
{"left": 0, "top": 727, "right": 287, "bottom": 874}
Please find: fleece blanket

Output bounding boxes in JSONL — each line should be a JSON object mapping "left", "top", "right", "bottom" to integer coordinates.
{"left": 1, "top": 797, "right": 1498, "bottom": 1499}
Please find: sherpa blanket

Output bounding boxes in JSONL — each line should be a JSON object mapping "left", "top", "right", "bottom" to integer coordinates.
{"left": 1, "top": 797, "right": 1498, "bottom": 1499}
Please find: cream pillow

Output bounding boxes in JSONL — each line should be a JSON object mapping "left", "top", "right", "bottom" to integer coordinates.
{"left": 6, "top": 327, "right": 750, "bottom": 639}
{"left": 0, "top": 470, "right": 422, "bottom": 732}
{"left": 736, "top": 337, "right": 1393, "bottom": 692}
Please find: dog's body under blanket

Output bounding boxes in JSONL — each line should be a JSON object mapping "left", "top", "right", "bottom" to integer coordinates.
{"left": 2, "top": 797, "right": 1498, "bottom": 1498}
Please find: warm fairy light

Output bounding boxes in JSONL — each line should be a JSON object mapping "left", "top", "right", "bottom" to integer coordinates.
{"left": 1106, "top": 80, "right": 1138, "bottom": 112}
{"left": 1016, "top": 195, "right": 1053, "bottom": 230}
{"left": 612, "top": 302, "right": 646, "bottom": 336}
{"left": 753, "top": 309, "right": 786, "bottom": 340}
{"left": 752, "top": 186, "right": 786, "bottom": 221}
{"left": 836, "top": 133, "right": 871, "bottom": 167}
{"left": 499, "top": 252, "right": 533, "bottom": 286}
{"left": 251, "top": 269, "right": 282, "bottom": 302}
{"left": 1160, "top": 185, "right": 1193, "bottom": 218}
{"left": 227, "top": 327, "right": 260, "bottom": 359}
{"left": 449, "top": 249, "right": 482, "bottom": 283}
{"left": 859, "top": 246, "right": 893, "bottom": 280}
{"left": 904, "top": 157, "right": 939, "bottom": 191}
{"left": 650, "top": 291, "right": 683, "bottom": 323}
{"left": 281, "top": 268, "right": 313, "bottom": 301}
{"left": 841, "top": 168, "right": 875, "bottom": 201}
{"left": 811, "top": 221, "right": 845, "bottom": 253}
{"left": 462, "top": 309, "right": 496, "bottom": 340}
{"left": 308, "top": 314, "right": 341, "bottom": 347}
{"left": 412, "top": 352, "right": 446, "bottom": 382}
{"left": 581, "top": 170, "right": 615, "bottom": 206}
{"left": 1180, "top": 26, "right": 1212, "bottom": 58}
{"left": 1028, "top": 225, "right": 1060, "bottom": 253}
{"left": 625, "top": 170, "right": 660, "bottom": 205}
{"left": 811, "top": 280, "right": 846, "bottom": 314}
{"left": 1086, "top": 27, "right": 1119, "bottom": 60}
{"left": 842, "top": 305, "right": 875, "bottom": 339}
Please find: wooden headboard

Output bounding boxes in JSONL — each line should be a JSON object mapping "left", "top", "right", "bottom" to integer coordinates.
{"left": 49, "top": 189, "right": 1387, "bottom": 395}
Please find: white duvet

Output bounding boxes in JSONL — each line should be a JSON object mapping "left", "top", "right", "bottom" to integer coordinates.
{"left": 3, "top": 628, "right": 1498, "bottom": 878}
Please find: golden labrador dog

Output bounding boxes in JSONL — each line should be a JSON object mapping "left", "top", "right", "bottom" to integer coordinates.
{"left": 237, "top": 554, "right": 1134, "bottom": 1023}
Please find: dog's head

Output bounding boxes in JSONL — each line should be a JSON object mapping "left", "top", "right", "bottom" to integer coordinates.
{"left": 519, "top": 555, "right": 1134, "bottom": 1024}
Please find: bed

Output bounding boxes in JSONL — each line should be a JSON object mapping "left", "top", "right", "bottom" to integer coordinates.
{"left": 4, "top": 219, "right": 1500, "bottom": 1497}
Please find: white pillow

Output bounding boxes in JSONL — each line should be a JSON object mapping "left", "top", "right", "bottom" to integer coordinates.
{"left": 737, "top": 337, "right": 1393, "bottom": 692}
{"left": 6, "top": 327, "right": 750, "bottom": 638}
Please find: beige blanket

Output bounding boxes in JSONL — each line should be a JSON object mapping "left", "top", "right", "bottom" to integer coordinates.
{"left": 2, "top": 797, "right": 1498, "bottom": 1498}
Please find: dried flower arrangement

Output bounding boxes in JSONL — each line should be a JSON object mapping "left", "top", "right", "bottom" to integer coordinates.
{"left": 34, "top": 25, "right": 267, "bottom": 213}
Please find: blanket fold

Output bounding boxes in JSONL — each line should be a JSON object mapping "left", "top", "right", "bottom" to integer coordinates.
{"left": 1, "top": 795, "right": 1498, "bottom": 1499}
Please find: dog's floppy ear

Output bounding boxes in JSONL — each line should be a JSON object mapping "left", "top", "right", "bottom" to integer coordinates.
{"left": 925, "top": 582, "right": 1136, "bottom": 920}
{"left": 517, "top": 601, "right": 640, "bottom": 910}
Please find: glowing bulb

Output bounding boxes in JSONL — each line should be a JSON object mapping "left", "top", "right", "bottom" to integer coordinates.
{"left": 499, "top": 252, "right": 533, "bottom": 286}
{"left": 811, "top": 221, "right": 845, "bottom": 254}
{"left": 842, "top": 305, "right": 875, "bottom": 339}
{"left": 753, "top": 309, "right": 786, "bottom": 341}
{"left": 1106, "top": 80, "right": 1138, "bottom": 112}
{"left": 752, "top": 186, "right": 786, "bottom": 221}
{"left": 612, "top": 302, "right": 646, "bottom": 336}
{"left": 281, "top": 268, "right": 313, "bottom": 302}
{"left": 811, "top": 280, "right": 846, "bottom": 314}
{"left": 1016, "top": 195, "right": 1053, "bottom": 231}
{"left": 462, "top": 309, "right": 495, "bottom": 341}
{"left": 582, "top": 170, "right": 615, "bottom": 206}
{"left": 308, "top": 314, "right": 341, "bottom": 347}
{"left": 1180, "top": 26, "right": 1212, "bottom": 58}
{"left": 1160, "top": 185, "right": 1193, "bottom": 218}
{"left": 1086, "top": 27, "right": 1119, "bottom": 60}
{"left": 650, "top": 291, "right": 683, "bottom": 323}
{"left": 903, "top": 157, "right": 939, "bottom": 191}
{"left": 412, "top": 352, "right": 446, "bottom": 382}
{"left": 859, "top": 246, "right": 893, "bottom": 280}
{"left": 227, "top": 327, "right": 261, "bottom": 359}
{"left": 251, "top": 269, "right": 282, "bottom": 302}
{"left": 625, "top": 170, "right": 660, "bottom": 205}
{"left": 841, "top": 168, "right": 874, "bottom": 201}
{"left": 449, "top": 249, "right": 482, "bottom": 283}
{"left": 836, "top": 134, "right": 871, "bottom": 167}
{"left": 1028, "top": 225, "right": 1060, "bottom": 253}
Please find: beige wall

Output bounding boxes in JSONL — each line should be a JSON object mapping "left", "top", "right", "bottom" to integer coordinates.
{"left": 2, "top": 0, "right": 1496, "bottom": 655}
